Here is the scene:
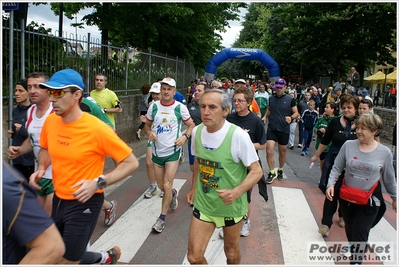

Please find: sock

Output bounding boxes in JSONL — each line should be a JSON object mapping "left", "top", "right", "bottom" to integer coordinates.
{"left": 150, "top": 183, "right": 156, "bottom": 188}
{"left": 159, "top": 214, "right": 166, "bottom": 221}
{"left": 270, "top": 170, "right": 275, "bottom": 174}
{"left": 107, "top": 201, "right": 113, "bottom": 210}
{"left": 278, "top": 167, "right": 283, "bottom": 172}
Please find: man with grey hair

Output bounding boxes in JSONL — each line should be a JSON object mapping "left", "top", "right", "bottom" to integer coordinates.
{"left": 144, "top": 77, "right": 195, "bottom": 233}
{"left": 186, "top": 89, "right": 262, "bottom": 264}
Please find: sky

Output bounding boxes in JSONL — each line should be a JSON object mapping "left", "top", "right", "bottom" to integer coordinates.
{"left": 25, "top": 3, "right": 246, "bottom": 48}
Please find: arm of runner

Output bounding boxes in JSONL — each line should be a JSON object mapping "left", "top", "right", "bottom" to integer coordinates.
{"left": 216, "top": 160, "right": 262, "bottom": 205}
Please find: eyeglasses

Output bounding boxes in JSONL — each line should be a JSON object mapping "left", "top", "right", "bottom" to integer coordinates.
{"left": 233, "top": 99, "right": 247, "bottom": 103}
{"left": 95, "top": 79, "right": 105, "bottom": 81}
{"left": 47, "top": 89, "right": 73, "bottom": 98}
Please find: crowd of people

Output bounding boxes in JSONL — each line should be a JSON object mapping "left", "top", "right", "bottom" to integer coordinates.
{"left": 3, "top": 69, "right": 397, "bottom": 265}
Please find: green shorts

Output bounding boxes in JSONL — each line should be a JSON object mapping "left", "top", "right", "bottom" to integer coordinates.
{"left": 36, "top": 177, "right": 54, "bottom": 196}
{"left": 152, "top": 150, "right": 180, "bottom": 167}
{"left": 193, "top": 207, "right": 246, "bottom": 228}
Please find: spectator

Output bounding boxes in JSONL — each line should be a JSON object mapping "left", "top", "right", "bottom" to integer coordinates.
{"left": 90, "top": 74, "right": 122, "bottom": 130}
{"left": 350, "top": 66, "right": 360, "bottom": 95}
{"left": 6, "top": 79, "right": 35, "bottom": 180}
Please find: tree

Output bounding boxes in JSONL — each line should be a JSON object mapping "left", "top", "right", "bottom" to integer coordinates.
{"left": 234, "top": 3, "right": 396, "bottom": 83}
{"left": 45, "top": 2, "right": 245, "bottom": 72}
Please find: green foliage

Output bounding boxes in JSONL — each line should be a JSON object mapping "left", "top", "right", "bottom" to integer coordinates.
{"left": 47, "top": 2, "right": 246, "bottom": 72}
{"left": 234, "top": 3, "right": 396, "bottom": 83}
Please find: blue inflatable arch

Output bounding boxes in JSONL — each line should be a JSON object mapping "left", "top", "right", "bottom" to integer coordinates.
{"left": 204, "top": 48, "right": 280, "bottom": 82}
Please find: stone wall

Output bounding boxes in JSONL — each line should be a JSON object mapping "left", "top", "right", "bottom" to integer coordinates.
{"left": 373, "top": 107, "right": 397, "bottom": 144}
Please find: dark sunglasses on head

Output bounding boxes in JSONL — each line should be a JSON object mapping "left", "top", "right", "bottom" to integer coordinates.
{"left": 276, "top": 81, "right": 286, "bottom": 85}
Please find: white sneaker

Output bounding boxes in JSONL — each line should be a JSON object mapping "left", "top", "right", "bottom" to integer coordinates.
{"left": 144, "top": 185, "right": 157, "bottom": 198}
{"left": 240, "top": 219, "right": 250, "bottom": 237}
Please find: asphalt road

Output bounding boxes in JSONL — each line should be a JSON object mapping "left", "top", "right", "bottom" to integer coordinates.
{"left": 89, "top": 124, "right": 397, "bottom": 265}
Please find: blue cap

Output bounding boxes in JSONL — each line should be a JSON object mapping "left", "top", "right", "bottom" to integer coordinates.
{"left": 39, "top": 69, "right": 85, "bottom": 91}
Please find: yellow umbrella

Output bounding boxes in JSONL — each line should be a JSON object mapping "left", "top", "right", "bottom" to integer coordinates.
{"left": 363, "top": 71, "right": 387, "bottom": 84}
{"left": 386, "top": 69, "right": 397, "bottom": 83}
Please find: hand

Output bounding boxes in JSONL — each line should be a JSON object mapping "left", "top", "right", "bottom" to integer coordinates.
{"left": 186, "top": 188, "right": 195, "bottom": 206}
{"left": 6, "top": 129, "right": 13, "bottom": 138}
{"left": 7, "top": 146, "right": 20, "bottom": 159}
{"left": 310, "top": 155, "right": 318, "bottom": 164}
{"left": 72, "top": 180, "right": 98, "bottom": 203}
{"left": 174, "top": 136, "right": 186, "bottom": 147}
{"left": 326, "top": 186, "right": 334, "bottom": 201}
{"left": 285, "top": 116, "right": 292, "bottom": 124}
{"left": 261, "top": 117, "right": 266, "bottom": 123}
{"left": 216, "top": 189, "right": 238, "bottom": 205}
{"left": 147, "top": 131, "right": 157, "bottom": 142}
{"left": 139, "top": 115, "right": 147, "bottom": 123}
{"left": 14, "top": 123, "right": 22, "bottom": 132}
{"left": 29, "top": 169, "right": 46, "bottom": 190}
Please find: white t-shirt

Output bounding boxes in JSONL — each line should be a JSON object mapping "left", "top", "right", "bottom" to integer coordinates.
{"left": 191, "top": 120, "right": 259, "bottom": 166}
{"left": 26, "top": 104, "right": 53, "bottom": 179}
{"left": 146, "top": 100, "right": 191, "bottom": 157}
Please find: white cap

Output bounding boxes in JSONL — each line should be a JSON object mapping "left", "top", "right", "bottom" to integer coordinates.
{"left": 161, "top": 77, "right": 176, "bottom": 87}
{"left": 149, "top": 82, "right": 161, "bottom": 93}
{"left": 235, "top": 79, "right": 246, "bottom": 84}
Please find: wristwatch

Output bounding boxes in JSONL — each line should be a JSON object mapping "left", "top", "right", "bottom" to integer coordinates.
{"left": 184, "top": 133, "right": 191, "bottom": 139}
{"left": 103, "top": 108, "right": 107, "bottom": 113}
{"left": 95, "top": 175, "right": 107, "bottom": 190}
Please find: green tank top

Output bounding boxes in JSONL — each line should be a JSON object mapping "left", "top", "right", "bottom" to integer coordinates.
{"left": 194, "top": 123, "right": 248, "bottom": 217}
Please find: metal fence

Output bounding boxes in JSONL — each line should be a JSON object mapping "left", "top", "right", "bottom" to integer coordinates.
{"left": 2, "top": 18, "right": 197, "bottom": 102}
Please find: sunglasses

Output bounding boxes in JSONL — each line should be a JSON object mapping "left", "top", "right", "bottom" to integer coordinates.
{"left": 47, "top": 89, "right": 73, "bottom": 98}
{"left": 275, "top": 81, "right": 286, "bottom": 85}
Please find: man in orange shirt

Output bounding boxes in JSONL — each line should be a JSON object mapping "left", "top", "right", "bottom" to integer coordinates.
{"left": 29, "top": 69, "right": 139, "bottom": 264}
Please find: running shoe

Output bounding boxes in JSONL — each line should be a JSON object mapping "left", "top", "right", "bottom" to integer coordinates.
{"left": 105, "top": 246, "right": 121, "bottom": 264}
{"left": 241, "top": 219, "right": 250, "bottom": 237}
{"left": 136, "top": 132, "right": 141, "bottom": 141}
{"left": 144, "top": 185, "right": 157, "bottom": 198}
{"left": 179, "top": 150, "right": 185, "bottom": 164}
{"left": 170, "top": 188, "right": 179, "bottom": 211}
{"left": 277, "top": 170, "right": 283, "bottom": 181}
{"left": 152, "top": 218, "right": 165, "bottom": 233}
{"left": 266, "top": 172, "right": 277, "bottom": 184}
{"left": 318, "top": 224, "right": 330, "bottom": 237}
{"left": 104, "top": 200, "right": 117, "bottom": 226}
